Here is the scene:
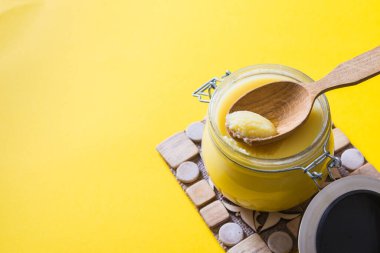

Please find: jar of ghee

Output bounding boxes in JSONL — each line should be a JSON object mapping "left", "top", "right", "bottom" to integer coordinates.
{"left": 194, "top": 64, "right": 340, "bottom": 211}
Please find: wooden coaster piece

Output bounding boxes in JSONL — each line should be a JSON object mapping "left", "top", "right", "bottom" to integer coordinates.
{"left": 156, "top": 132, "right": 199, "bottom": 168}
{"left": 333, "top": 128, "right": 350, "bottom": 152}
{"left": 228, "top": 233, "right": 271, "bottom": 253}
{"left": 320, "top": 180, "right": 332, "bottom": 189}
{"left": 330, "top": 167, "right": 342, "bottom": 179}
{"left": 186, "top": 122, "right": 205, "bottom": 142}
{"left": 267, "top": 231, "right": 293, "bottom": 253}
{"left": 200, "top": 200, "right": 229, "bottom": 228}
{"left": 341, "top": 148, "right": 365, "bottom": 171}
{"left": 286, "top": 216, "right": 301, "bottom": 239}
{"left": 351, "top": 163, "right": 380, "bottom": 180}
{"left": 176, "top": 161, "right": 200, "bottom": 183}
{"left": 218, "top": 222, "right": 244, "bottom": 246}
{"left": 186, "top": 179, "right": 216, "bottom": 207}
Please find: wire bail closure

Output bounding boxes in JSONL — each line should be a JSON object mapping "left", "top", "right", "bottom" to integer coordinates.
{"left": 192, "top": 71, "right": 231, "bottom": 103}
{"left": 295, "top": 136, "right": 341, "bottom": 190}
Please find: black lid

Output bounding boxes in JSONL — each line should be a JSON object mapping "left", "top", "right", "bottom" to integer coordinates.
{"left": 298, "top": 176, "right": 380, "bottom": 253}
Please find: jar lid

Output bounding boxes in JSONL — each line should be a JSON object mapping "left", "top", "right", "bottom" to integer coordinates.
{"left": 298, "top": 176, "right": 380, "bottom": 253}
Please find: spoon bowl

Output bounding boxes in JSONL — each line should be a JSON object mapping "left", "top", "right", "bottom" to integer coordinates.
{"left": 228, "top": 81, "right": 312, "bottom": 145}
{"left": 227, "top": 46, "right": 380, "bottom": 145}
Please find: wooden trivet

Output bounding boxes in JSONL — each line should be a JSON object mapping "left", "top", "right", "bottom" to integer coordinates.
{"left": 156, "top": 122, "right": 380, "bottom": 253}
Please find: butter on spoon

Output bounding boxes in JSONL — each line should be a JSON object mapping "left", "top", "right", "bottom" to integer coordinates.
{"left": 226, "top": 111, "right": 277, "bottom": 144}
{"left": 228, "top": 46, "right": 380, "bottom": 146}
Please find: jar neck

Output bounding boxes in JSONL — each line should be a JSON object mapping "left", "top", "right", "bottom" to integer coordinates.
{"left": 207, "top": 64, "right": 332, "bottom": 171}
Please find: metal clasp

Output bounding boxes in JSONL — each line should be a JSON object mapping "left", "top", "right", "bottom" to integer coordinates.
{"left": 192, "top": 70, "right": 231, "bottom": 103}
{"left": 297, "top": 136, "right": 341, "bottom": 190}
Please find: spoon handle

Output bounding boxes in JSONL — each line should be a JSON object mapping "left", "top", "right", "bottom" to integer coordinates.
{"left": 309, "top": 46, "right": 380, "bottom": 98}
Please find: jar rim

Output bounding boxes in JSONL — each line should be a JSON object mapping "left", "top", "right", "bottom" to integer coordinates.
{"left": 207, "top": 64, "right": 331, "bottom": 171}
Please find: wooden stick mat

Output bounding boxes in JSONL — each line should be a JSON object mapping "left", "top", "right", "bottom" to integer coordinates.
{"left": 156, "top": 121, "right": 380, "bottom": 253}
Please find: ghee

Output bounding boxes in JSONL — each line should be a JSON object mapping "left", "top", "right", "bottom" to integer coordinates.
{"left": 218, "top": 74, "right": 324, "bottom": 159}
{"left": 201, "top": 65, "right": 334, "bottom": 211}
{"left": 226, "top": 111, "right": 277, "bottom": 139}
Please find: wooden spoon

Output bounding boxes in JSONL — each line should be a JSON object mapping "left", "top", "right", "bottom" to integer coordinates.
{"left": 228, "top": 46, "right": 380, "bottom": 145}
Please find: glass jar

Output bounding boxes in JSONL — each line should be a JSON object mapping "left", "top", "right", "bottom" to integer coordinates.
{"left": 195, "top": 65, "right": 340, "bottom": 211}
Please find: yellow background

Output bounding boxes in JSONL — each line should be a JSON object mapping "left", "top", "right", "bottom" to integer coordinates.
{"left": 0, "top": 0, "right": 379, "bottom": 252}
